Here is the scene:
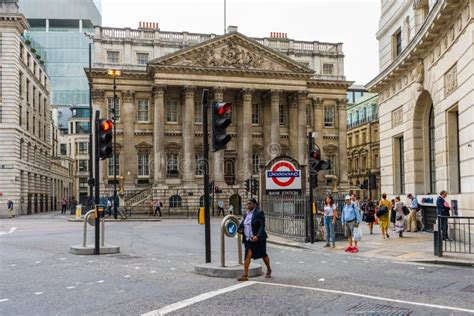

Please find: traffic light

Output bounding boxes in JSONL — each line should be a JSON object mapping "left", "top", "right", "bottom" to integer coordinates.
{"left": 308, "top": 143, "right": 331, "bottom": 174}
{"left": 251, "top": 178, "right": 259, "bottom": 195}
{"left": 244, "top": 178, "right": 250, "bottom": 192}
{"left": 98, "top": 119, "right": 113, "bottom": 159}
{"left": 212, "top": 102, "right": 232, "bottom": 151}
{"left": 214, "top": 186, "right": 223, "bottom": 194}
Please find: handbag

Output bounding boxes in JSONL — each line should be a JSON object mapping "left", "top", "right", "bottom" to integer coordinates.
{"left": 402, "top": 206, "right": 410, "bottom": 216}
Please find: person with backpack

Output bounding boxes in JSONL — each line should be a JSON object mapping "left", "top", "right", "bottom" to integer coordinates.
{"left": 61, "top": 198, "right": 67, "bottom": 214}
{"left": 341, "top": 195, "right": 361, "bottom": 253}
{"left": 323, "top": 196, "right": 338, "bottom": 248}
{"left": 363, "top": 200, "right": 376, "bottom": 235}
{"left": 377, "top": 193, "right": 391, "bottom": 239}
{"left": 217, "top": 200, "right": 225, "bottom": 217}
{"left": 390, "top": 198, "right": 397, "bottom": 231}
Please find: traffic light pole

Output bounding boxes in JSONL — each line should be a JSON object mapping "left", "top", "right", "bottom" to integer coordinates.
{"left": 88, "top": 41, "right": 94, "bottom": 208}
{"left": 94, "top": 110, "right": 101, "bottom": 255}
{"left": 202, "top": 90, "right": 211, "bottom": 263}
{"left": 113, "top": 76, "right": 118, "bottom": 220}
{"left": 308, "top": 132, "right": 315, "bottom": 244}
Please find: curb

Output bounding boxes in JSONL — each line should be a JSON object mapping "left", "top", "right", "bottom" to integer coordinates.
{"left": 408, "top": 259, "right": 474, "bottom": 268}
{"left": 67, "top": 218, "right": 161, "bottom": 222}
{"left": 267, "top": 239, "right": 311, "bottom": 250}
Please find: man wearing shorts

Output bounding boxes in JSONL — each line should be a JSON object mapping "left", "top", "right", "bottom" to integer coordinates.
{"left": 341, "top": 195, "right": 361, "bottom": 253}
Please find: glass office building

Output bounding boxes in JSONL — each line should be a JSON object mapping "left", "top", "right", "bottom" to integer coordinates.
{"left": 19, "top": 0, "right": 102, "bottom": 128}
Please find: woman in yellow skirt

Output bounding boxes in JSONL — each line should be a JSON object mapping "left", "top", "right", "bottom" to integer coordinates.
{"left": 377, "top": 193, "right": 392, "bottom": 239}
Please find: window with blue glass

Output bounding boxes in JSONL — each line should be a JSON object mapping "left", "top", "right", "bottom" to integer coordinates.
{"left": 75, "top": 122, "right": 90, "bottom": 134}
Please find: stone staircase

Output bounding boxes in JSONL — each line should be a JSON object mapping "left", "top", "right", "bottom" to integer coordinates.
{"left": 124, "top": 187, "right": 153, "bottom": 216}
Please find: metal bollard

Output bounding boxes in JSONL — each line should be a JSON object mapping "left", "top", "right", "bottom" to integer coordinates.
{"left": 220, "top": 215, "right": 242, "bottom": 267}
{"left": 83, "top": 210, "right": 96, "bottom": 247}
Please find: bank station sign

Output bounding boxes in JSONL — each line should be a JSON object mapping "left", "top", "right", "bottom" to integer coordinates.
{"left": 265, "top": 159, "right": 302, "bottom": 193}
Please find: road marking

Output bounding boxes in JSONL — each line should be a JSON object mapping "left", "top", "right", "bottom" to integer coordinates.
{"left": 298, "top": 261, "right": 304, "bottom": 264}
{"left": 318, "top": 278, "right": 325, "bottom": 282}
{"left": 255, "top": 282, "right": 474, "bottom": 314}
{"left": 321, "top": 261, "right": 327, "bottom": 264}
{"left": 35, "top": 261, "right": 41, "bottom": 264}
{"left": 418, "top": 267, "right": 425, "bottom": 270}
{"left": 59, "top": 258, "right": 66, "bottom": 261}
{"left": 0, "top": 227, "right": 16, "bottom": 235}
{"left": 97, "top": 280, "right": 104, "bottom": 284}
{"left": 142, "top": 281, "right": 256, "bottom": 316}
{"left": 9, "top": 264, "right": 17, "bottom": 267}
{"left": 34, "top": 292, "right": 43, "bottom": 295}
{"left": 150, "top": 271, "right": 156, "bottom": 274}
{"left": 170, "top": 268, "right": 176, "bottom": 271}
{"left": 0, "top": 299, "right": 8, "bottom": 302}
{"left": 66, "top": 286, "right": 75, "bottom": 289}
{"left": 124, "top": 275, "right": 131, "bottom": 278}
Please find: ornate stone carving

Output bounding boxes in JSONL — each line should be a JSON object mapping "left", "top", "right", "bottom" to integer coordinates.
{"left": 392, "top": 107, "right": 404, "bottom": 127}
{"left": 444, "top": 64, "right": 457, "bottom": 97}
{"left": 91, "top": 89, "right": 105, "bottom": 102}
{"left": 270, "top": 90, "right": 281, "bottom": 102}
{"left": 240, "top": 88, "right": 254, "bottom": 102}
{"left": 413, "top": 60, "right": 424, "bottom": 92}
{"left": 123, "top": 90, "right": 135, "bottom": 102}
{"left": 183, "top": 86, "right": 196, "bottom": 99}
{"left": 135, "top": 142, "right": 153, "bottom": 153}
{"left": 152, "top": 84, "right": 166, "bottom": 98}
{"left": 212, "top": 87, "right": 225, "bottom": 100}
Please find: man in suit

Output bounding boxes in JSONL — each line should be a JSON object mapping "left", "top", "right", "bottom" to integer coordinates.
{"left": 436, "top": 190, "right": 451, "bottom": 240}
{"left": 237, "top": 198, "right": 272, "bottom": 281}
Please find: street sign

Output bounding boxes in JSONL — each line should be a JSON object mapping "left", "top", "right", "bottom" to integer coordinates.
{"left": 265, "top": 160, "right": 302, "bottom": 192}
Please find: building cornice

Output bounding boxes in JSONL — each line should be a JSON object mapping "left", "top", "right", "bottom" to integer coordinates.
{"left": 367, "top": 0, "right": 463, "bottom": 92}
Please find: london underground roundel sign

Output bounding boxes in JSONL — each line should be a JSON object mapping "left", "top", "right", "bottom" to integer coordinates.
{"left": 265, "top": 160, "right": 302, "bottom": 191}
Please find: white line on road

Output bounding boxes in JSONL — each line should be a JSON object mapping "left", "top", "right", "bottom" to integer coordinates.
{"left": 66, "top": 286, "right": 75, "bottom": 289}
{"left": 142, "top": 282, "right": 256, "bottom": 316}
{"left": 35, "top": 261, "right": 41, "bottom": 264}
{"left": 97, "top": 280, "right": 104, "bottom": 284}
{"left": 256, "top": 282, "right": 474, "bottom": 314}
{"left": 0, "top": 299, "right": 8, "bottom": 302}
{"left": 0, "top": 227, "right": 16, "bottom": 235}
{"left": 34, "top": 292, "right": 43, "bottom": 295}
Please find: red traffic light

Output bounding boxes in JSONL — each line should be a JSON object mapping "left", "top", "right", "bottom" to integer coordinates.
{"left": 310, "top": 151, "right": 318, "bottom": 159}
{"left": 100, "top": 120, "right": 113, "bottom": 132}
{"left": 215, "top": 102, "right": 232, "bottom": 116}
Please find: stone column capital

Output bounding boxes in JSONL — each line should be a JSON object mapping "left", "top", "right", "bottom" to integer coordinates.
{"left": 240, "top": 88, "right": 254, "bottom": 101}
{"left": 269, "top": 89, "right": 282, "bottom": 102}
{"left": 312, "top": 97, "right": 323, "bottom": 108}
{"left": 152, "top": 84, "right": 166, "bottom": 97}
{"left": 91, "top": 89, "right": 105, "bottom": 102}
{"left": 183, "top": 85, "right": 196, "bottom": 98}
{"left": 337, "top": 98, "right": 347, "bottom": 109}
{"left": 123, "top": 90, "right": 135, "bottom": 102}
{"left": 296, "top": 90, "right": 309, "bottom": 99}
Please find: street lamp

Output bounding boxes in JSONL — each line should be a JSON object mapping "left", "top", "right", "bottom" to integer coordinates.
{"left": 108, "top": 69, "right": 121, "bottom": 219}
{"left": 85, "top": 32, "right": 94, "bottom": 209}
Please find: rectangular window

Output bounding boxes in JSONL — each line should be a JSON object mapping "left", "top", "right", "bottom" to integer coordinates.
{"left": 33, "top": 116, "right": 36, "bottom": 135}
{"left": 167, "top": 153, "right": 179, "bottom": 176}
{"left": 279, "top": 104, "right": 286, "bottom": 125}
{"left": 195, "top": 154, "right": 205, "bottom": 176}
{"left": 252, "top": 104, "right": 260, "bottom": 125}
{"left": 79, "top": 178, "right": 88, "bottom": 189}
{"left": 26, "top": 79, "right": 30, "bottom": 104}
{"left": 327, "top": 154, "right": 336, "bottom": 175}
{"left": 137, "top": 99, "right": 149, "bottom": 122}
{"left": 324, "top": 106, "right": 335, "bottom": 128}
{"left": 136, "top": 53, "right": 149, "bottom": 65}
{"left": 394, "top": 136, "right": 405, "bottom": 194}
{"left": 60, "top": 144, "right": 67, "bottom": 155}
{"left": 19, "top": 106, "right": 22, "bottom": 127}
{"left": 77, "top": 160, "right": 89, "bottom": 173}
{"left": 323, "top": 63, "right": 334, "bottom": 75}
{"left": 195, "top": 101, "right": 202, "bottom": 123}
{"left": 447, "top": 107, "right": 461, "bottom": 193}
{"left": 138, "top": 153, "right": 150, "bottom": 176}
{"left": 107, "top": 97, "right": 120, "bottom": 121}
{"left": 33, "top": 87, "right": 36, "bottom": 110}
{"left": 26, "top": 111, "right": 29, "bottom": 130}
{"left": 393, "top": 29, "right": 402, "bottom": 59}
{"left": 75, "top": 122, "right": 90, "bottom": 134}
{"left": 20, "top": 43, "right": 24, "bottom": 60}
{"left": 108, "top": 154, "right": 119, "bottom": 177}
{"left": 19, "top": 71, "right": 23, "bottom": 97}
{"left": 77, "top": 142, "right": 88, "bottom": 155}
{"left": 252, "top": 154, "right": 260, "bottom": 175}
{"left": 166, "top": 100, "right": 178, "bottom": 123}
{"left": 107, "top": 51, "right": 120, "bottom": 63}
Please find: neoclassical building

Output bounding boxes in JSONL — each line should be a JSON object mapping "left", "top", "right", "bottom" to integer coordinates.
{"left": 347, "top": 94, "right": 381, "bottom": 201}
{"left": 368, "top": 0, "right": 474, "bottom": 221}
{"left": 89, "top": 25, "right": 352, "bottom": 212}
{"left": 0, "top": 1, "right": 71, "bottom": 217}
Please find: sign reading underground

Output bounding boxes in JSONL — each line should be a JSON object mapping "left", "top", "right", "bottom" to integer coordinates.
{"left": 265, "top": 160, "right": 302, "bottom": 192}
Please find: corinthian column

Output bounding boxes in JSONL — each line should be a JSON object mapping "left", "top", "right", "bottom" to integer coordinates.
{"left": 240, "top": 89, "right": 253, "bottom": 181}
{"left": 338, "top": 99, "right": 349, "bottom": 186}
{"left": 182, "top": 86, "right": 195, "bottom": 183}
{"left": 213, "top": 87, "right": 225, "bottom": 185}
{"left": 270, "top": 90, "right": 281, "bottom": 159}
{"left": 297, "top": 91, "right": 309, "bottom": 164}
{"left": 153, "top": 85, "right": 166, "bottom": 185}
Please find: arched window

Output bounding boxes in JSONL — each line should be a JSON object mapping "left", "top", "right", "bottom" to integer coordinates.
{"left": 169, "top": 195, "right": 182, "bottom": 208}
{"left": 428, "top": 106, "right": 436, "bottom": 193}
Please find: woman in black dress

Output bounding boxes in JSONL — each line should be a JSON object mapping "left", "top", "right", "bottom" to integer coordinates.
{"left": 364, "top": 200, "right": 376, "bottom": 234}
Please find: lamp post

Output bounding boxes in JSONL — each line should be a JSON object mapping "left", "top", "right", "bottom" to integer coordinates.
{"left": 107, "top": 69, "right": 121, "bottom": 219}
{"left": 85, "top": 32, "right": 94, "bottom": 209}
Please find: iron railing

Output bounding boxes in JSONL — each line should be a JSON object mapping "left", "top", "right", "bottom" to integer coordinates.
{"left": 436, "top": 216, "right": 473, "bottom": 257}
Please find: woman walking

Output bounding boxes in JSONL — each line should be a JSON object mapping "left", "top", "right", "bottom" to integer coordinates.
{"left": 390, "top": 199, "right": 397, "bottom": 231}
{"left": 377, "top": 193, "right": 391, "bottom": 239}
{"left": 364, "top": 200, "right": 376, "bottom": 235}
{"left": 323, "top": 196, "right": 338, "bottom": 248}
{"left": 237, "top": 198, "right": 272, "bottom": 281}
{"left": 394, "top": 196, "right": 406, "bottom": 237}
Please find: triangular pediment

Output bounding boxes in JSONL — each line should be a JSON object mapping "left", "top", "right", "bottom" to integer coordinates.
{"left": 149, "top": 32, "right": 314, "bottom": 75}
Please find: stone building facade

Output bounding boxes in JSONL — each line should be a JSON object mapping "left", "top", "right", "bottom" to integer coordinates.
{"left": 89, "top": 25, "right": 352, "bottom": 213}
{"left": 347, "top": 94, "right": 381, "bottom": 201}
{"left": 368, "top": 0, "right": 474, "bottom": 221}
{"left": 0, "top": 1, "right": 71, "bottom": 217}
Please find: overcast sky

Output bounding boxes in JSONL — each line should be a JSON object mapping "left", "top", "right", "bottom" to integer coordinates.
{"left": 102, "top": 0, "right": 380, "bottom": 86}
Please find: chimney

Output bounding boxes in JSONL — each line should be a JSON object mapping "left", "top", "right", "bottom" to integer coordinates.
{"left": 138, "top": 21, "right": 159, "bottom": 30}
{"left": 270, "top": 32, "right": 288, "bottom": 39}
{"left": 227, "top": 25, "right": 238, "bottom": 33}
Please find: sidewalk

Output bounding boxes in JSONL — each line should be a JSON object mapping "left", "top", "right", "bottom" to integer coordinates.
{"left": 267, "top": 223, "right": 474, "bottom": 268}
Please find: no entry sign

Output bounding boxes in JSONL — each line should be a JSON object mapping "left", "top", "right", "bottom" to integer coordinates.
{"left": 265, "top": 160, "right": 302, "bottom": 192}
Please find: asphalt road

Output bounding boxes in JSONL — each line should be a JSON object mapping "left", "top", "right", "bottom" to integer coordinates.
{"left": 1, "top": 214, "right": 473, "bottom": 315}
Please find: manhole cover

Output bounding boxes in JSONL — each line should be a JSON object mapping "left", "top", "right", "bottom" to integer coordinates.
{"left": 108, "top": 254, "right": 141, "bottom": 260}
{"left": 347, "top": 302, "right": 412, "bottom": 315}
{"left": 461, "top": 285, "right": 474, "bottom": 293}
